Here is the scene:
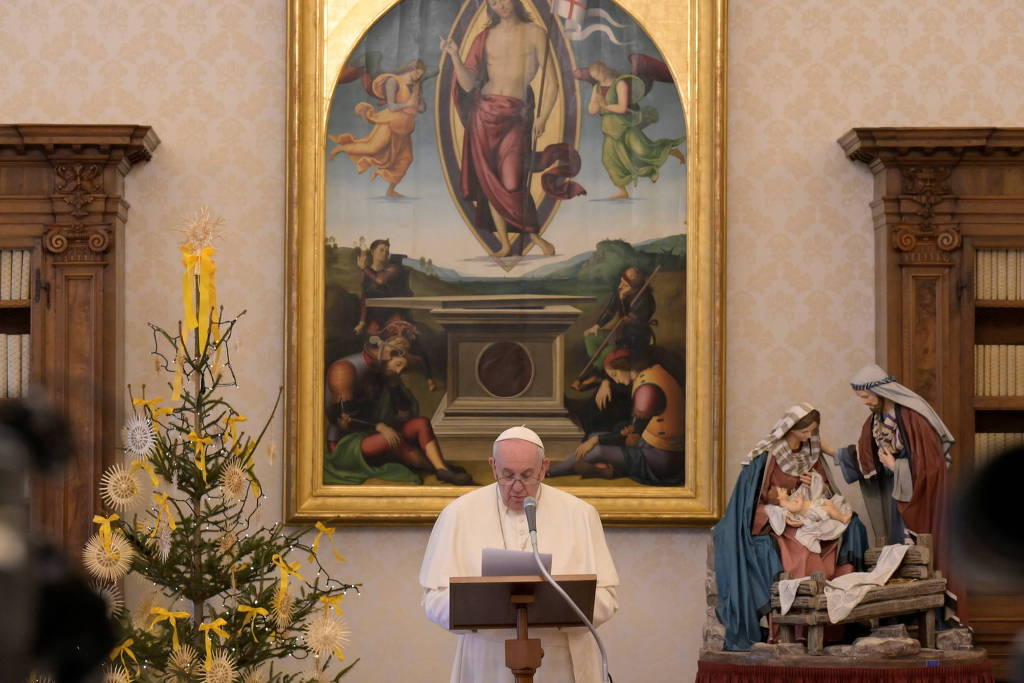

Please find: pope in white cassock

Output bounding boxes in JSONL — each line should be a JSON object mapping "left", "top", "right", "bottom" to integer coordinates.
{"left": 419, "top": 426, "right": 620, "bottom": 682}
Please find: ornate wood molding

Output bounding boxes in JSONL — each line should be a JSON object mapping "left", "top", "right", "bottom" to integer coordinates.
{"left": 893, "top": 165, "right": 960, "bottom": 263}
{"left": 0, "top": 124, "right": 159, "bottom": 159}
{"left": 840, "top": 129, "right": 975, "bottom": 264}
{"left": 838, "top": 127, "right": 1024, "bottom": 401}
{"left": 838, "top": 127, "right": 1024, "bottom": 164}
{"left": 54, "top": 163, "right": 103, "bottom": 218}
{"left": 43, "top": 222, "right": 112, "bottom": 260}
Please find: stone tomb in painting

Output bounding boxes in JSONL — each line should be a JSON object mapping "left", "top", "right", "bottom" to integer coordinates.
{"left": 367, "top": 294, "right": 591, "bottom": 458}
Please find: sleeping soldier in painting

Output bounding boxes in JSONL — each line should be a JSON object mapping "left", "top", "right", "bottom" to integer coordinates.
{"left": 324, "top": 336, "right": 473, "bottom": 486}
{"left": 551, "top": 348, "right": 684, "bottom": 485}
{"left": 569, "top": 266, "right": 657, "bottom": 436}
{"left": 353, "top": 238, "right": 436, "bottom": 390}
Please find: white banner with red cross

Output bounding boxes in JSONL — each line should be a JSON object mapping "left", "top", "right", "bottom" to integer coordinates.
{"left": 552, "top": 0, "right": 631, "bottom": 45}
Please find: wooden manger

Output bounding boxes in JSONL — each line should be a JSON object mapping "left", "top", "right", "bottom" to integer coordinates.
{"left": 770, "top": 534, "right": 945, "bottom": 654}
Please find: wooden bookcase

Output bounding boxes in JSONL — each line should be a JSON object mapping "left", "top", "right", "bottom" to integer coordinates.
{"left": 841, "top": 128, "right": 1024, "bottom": 678}
{"left": 0, "top": 125, "right": 158, "bottom": 560}
{"left": 0, "top": 248, "right": 41, "bottom": 401}
{"left": 967, "top": 244, "right": 1024, "bottom": 463}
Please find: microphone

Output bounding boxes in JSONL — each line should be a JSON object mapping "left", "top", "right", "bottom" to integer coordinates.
{"left": 524, "top": 496, "right": 612, "bottom": 682}
{"left": 524, "top": 496, "right": 538, "bottom": 534}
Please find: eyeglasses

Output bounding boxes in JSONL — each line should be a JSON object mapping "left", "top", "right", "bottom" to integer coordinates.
{"left": 497, "top": 475, "right": 539, "bottom": 487}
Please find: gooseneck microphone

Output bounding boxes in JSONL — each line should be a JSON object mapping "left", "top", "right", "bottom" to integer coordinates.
{"left": 522, "top": 496, "right": 612, "bottom": 683}
{"left": 524, "top": 495, "right": 538, "bottom": 534}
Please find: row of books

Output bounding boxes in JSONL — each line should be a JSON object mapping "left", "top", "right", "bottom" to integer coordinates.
{"left": 975, "top": 249, "right": 1024, "bottom": 300}
{"left": 0, "top": 335, "right": 30, "bottom": 398}
{"left": 975, "top": 432, "right": 1024, "bottom": 462}
{"left": 974, "top": 345, "right": 1024, "bottom": 396}
{"left": 0, "top": 250, "right": 31, "bottom": 301}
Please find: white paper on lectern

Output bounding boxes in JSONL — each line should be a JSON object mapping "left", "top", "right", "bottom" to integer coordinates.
{"left": 481, "top": 547, "right": 552, "bottom": 576}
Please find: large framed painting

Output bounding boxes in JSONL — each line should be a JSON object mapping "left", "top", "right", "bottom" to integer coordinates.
{"left": 286, "top": 0, "right": 725, "bottom": 524}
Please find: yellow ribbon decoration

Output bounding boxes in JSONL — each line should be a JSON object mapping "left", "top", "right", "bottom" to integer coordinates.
{"left": 320, "top": 594, "right": 345, "bottom": 616}
{"left": 237, "top": 604, "right": 269, "bottom": 640}
{"left": 180, "top": 246, "right": 220, "bottom": 355}
{"left": 198, "top": 246, "right": 219, "bottom": 352}
{"left": 132, "top": 397, "right": 162, "bottom": 409}
{"left": 130, "top": 458, "right": 160, "bottom": 487}
{"left": 171, "top": 335, "right": 186, "bottom": 402}
{"left": 132, "top": 397, "right": 173, "bottom": 423}
{"left": 309, "top": 521, "right": 335, "bottom": 562}
{"left": 271, "top": 554, "right": 306, "bottom": 594}
{"left": 187, "top": 431, "right": 213, "bottom": 483}
{"left": 149, "top": 607, "right": 190, "bottom": 651}
{"left": 93, "top": 514, "right": 120, "bottom": 552}
{"left": 198, "top": 617, "right": 230, "bottom": 668}
{"left": 225, "top": 414, "right": 247, "bottom": 447}
{"left": 109, "top": 638, "right": 139, "bottom": 678}
{"left": 151, "top": 492, "right": 177, "bottom": 535}
{"left": 182, "top": 248, "right": 200, "bottom": 337}
{"left": 249, "top": 473, "right": 262, "bottom": 499}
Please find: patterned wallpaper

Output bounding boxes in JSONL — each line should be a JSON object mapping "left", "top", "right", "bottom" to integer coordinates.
{"left": 2, "top": 0, "right": 1024, "bottom": 680}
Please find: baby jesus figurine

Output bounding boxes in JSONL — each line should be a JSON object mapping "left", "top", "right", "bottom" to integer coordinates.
{"left": 767, "top": 472, "right": 853, "bottom": 553}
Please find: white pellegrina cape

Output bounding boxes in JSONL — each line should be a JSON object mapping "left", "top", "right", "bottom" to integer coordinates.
{"left": 419, "top": 483, "right": 620, "bottom": 683}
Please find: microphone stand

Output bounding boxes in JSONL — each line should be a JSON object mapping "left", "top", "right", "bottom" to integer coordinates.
{"left": 524, "top": 497, "right": 612, "bottom": 683}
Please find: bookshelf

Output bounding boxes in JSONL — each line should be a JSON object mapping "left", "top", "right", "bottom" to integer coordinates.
{"left": 841, "top": 128, "right": 1024, "bottom": 678}
{"left": 0, "top": 249, "right": 36, "bottom": 398}
{"left": 966, "top": 246, "right": 1024, "bottom": 467}
{"left": 0, "top": 125, "right": 158, "bottom": 561}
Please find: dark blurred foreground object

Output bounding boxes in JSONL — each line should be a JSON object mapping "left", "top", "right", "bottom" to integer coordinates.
{"left": 953, "top": 446, "right": 1024, "bottom": 683}
{"left": 0, "top": 395, "right": 113, "bottom": 682}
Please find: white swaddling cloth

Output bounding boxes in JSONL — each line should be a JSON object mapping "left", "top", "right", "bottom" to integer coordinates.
{"left": 764, "top": 471, "right": 852, "bottom": 553}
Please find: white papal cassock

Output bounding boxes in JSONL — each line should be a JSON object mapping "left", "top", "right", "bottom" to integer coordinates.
{"left": 419, "top": 482, "right": 619, "bottom": 683}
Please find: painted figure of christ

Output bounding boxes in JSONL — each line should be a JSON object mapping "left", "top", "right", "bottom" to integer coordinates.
{"left": 442, "top": 0, "right": 584, "bottom": 258}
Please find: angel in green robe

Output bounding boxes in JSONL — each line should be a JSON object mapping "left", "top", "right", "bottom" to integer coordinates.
{"left": 585, "top": 59, "right": 685, "bottom": 200}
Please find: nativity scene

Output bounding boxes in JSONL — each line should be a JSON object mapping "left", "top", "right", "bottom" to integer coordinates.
{"left": 701, "top": 368, "right": 985, "bottom": 677}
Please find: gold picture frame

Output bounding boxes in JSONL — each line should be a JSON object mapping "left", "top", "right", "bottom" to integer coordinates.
{"left": 285, "top": 0, "right": 726, "bottom": 525}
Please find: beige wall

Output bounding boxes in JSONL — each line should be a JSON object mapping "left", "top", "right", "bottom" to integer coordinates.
{"left": 3, "top": 0, "right": 1024, "bottom": 680}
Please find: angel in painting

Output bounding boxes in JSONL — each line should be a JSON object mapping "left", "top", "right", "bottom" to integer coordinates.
{"left": 578, "top": 56, "right": 685, "bottom": 200}
{"left": 329, "top": 55, "right": 431, "bottom": 198}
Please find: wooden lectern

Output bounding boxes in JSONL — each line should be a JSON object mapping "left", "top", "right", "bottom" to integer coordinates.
{"left": 450, "top": 574, "right": 597, "bottom": 683}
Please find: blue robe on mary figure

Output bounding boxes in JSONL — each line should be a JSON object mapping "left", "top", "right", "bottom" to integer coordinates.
{"left": 712, "top": 452, "right": 868, "bottom": 651}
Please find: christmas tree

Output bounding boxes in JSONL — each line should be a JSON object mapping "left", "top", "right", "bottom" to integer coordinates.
{"left": 81, "top": 209, "right": 358, "bottom": 682}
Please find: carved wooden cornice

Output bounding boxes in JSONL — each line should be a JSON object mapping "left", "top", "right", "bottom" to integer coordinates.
{"left": 0, "top": 125, "right": 159, "bottom": 261}
{"left": 836, "top": 128, "right": 1024, "bottom": 264}
{"left": 0, "top": 124, "right": 159, "bottom": 163}
{"left": 839, "top": 127, "right": 1024, "bottom": 166}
